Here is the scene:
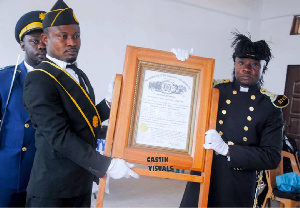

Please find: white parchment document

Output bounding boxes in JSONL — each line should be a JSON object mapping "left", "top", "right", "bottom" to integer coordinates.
{"left": 135, "top": 69, "right": 194, "bottom": 151}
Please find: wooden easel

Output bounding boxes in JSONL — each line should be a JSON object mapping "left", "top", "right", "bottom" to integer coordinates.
{"left": 96, "top": 46, "right": 219, "bottom": 208}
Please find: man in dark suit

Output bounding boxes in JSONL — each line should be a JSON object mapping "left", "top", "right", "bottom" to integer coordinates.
{"left": 179, "top": 32, "right": 289, "bottom": 207}
{"left": 0, "top": 10, "right": 46, "bottom": 207}
{"left": 23, "top": 0, "right": 138, "bottom": 207}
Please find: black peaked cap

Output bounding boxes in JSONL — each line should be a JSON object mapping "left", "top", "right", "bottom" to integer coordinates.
{"left": 15, "top": 10, "right": 46, "bottom": 43}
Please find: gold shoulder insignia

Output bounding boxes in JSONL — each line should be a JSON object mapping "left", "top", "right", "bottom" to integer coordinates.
{"left": 213, "top": 79, "right": 230, "bottom": 87}
{"left": 260, "top": 88, "right": 289, "bottom": 108}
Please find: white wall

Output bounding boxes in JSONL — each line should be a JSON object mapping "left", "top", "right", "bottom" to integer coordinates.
{"left": 0, "top": 0, "right": 298, "bottom": 100}
{"left": 260, "top": 0, "right": 300, "bottom": 94}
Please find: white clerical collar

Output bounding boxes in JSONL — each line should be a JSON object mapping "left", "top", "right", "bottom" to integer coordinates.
{"left": 240, "top": 86, "right": 249, "bottom": 92}
{"left": 46, "top": 54, "right": 77, "bottom": 70}
{"left": 24, "top": 61, "right": 34, "bottom": 73}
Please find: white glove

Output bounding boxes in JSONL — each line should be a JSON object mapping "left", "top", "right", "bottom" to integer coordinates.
{"left": 106, "top": 158, "right": 140, "bottom": 179}
{"left": 105, "top": 176, "right": 110, "bottom": 194}
{"left": 171, "top": 48, "right": 194, "bottom": 61}
{"left": 105, "top": 158, "right": 139, "bottom": 194}
{"left": 105, "top": 75, "right": 115, "bottom": 103}
{"left": 204, "top": 129, "right": 229, "bottom": 156}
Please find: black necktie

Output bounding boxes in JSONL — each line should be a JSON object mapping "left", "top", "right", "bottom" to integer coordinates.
{"left": 68, "top": 64, "right": 87, "bottom": 92}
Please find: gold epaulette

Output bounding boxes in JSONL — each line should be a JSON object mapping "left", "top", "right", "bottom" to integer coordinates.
{"left": 213, "top": 79, "right": 230, "bottom": 87}
{"left": 260, "top": 88, "right": 289, "bottom": 108}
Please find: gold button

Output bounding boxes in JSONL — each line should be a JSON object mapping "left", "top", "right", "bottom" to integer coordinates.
{"left": 251, "top": 95, "right": 256, "bottom": 100}
{"left": 228, "top": 141, "right": 235, "bottom": 145}
{"left": 243, "top": 137, "right": 248, "bottom": 142}
{"left": 226, "top": 100, "right": 231, "bottom": 104}
{"left": 261, "top": 88, "right": 266, "bottom": 92}
{"left": 215, "top": 152, "right": 219, "bottom": 155}
{"left": 247, "top": 116, "right": 252, "bottom": 121}
{"left": 249, "top": 107, "right": 254, "bottom": 111}
{"left": 219, "top": 131, "right": 223, "bottom": 136}
{"left": 233, "top": 168, "right": 236, "bottom": 170}
{"left": 244, "top": 126, "right": 248, "bottom": 131}
{"left": 22, "top": 147, "right": 27, "bottom": 152}
{"left": 233, "top": 90, "right": 237, "bottom": 95}
{"left": 219, "top": 120, "right": 224, "bottom": 125}
{"left": 222, "top": 110, "right": 227, "bottom": 115}
{"left": 24, "top": 123, "right": 30, "bottom": 128}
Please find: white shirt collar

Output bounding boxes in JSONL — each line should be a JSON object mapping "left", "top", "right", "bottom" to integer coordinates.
{"left": 46, "top": 54, "right": 83, "bottom": 87}
{"left": 46, "top": 54, "right": 77, "bottom": 70}
{"left": 240, "top": 86, "right": 249, "bottom": 92}
{"left": 24, "top": 61, "right": 34, "bottom": 73}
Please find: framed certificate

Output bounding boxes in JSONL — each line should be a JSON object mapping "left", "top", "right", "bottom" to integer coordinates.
{"left": 97, "top": 46, "right": 218, "bottom": 208}
{"left": 110, "top": 46, "right": 215, "bottom": 172}
{"left": 129, "top": 61, "right": 198, "bottom": 154}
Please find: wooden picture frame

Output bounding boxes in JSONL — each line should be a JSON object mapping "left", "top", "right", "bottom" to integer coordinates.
{"left": 96, "top": 46, "right": 218, "bottom": 208}
{"left": 112, "top": 46, "right": 215, "bottom": 172}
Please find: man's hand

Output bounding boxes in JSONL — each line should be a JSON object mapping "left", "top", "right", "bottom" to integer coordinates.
{"left": 171, "top": 48, "right": 194, "bottom": 61}
{"left": 204, "top": 129, "right": 229, "bottom": 156}
{"left": 106, "top": 158, "right": 140, "bottom": 179}
{"left": 105, "top": 158, "right": 139, "bottom": 193}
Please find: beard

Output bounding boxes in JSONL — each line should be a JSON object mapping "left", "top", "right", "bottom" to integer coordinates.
{"left": 33, "top": 59, "right": 42, "bottom": 67}
{"left": 65, "top": 57, "right": 77, "bottom": 63}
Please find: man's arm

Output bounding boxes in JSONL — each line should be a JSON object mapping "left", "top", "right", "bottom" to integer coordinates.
{"left": 228, "top": 109, "right": 283, "bottom": 170}
{"left": 96, "top": 99, "right": 110, "bottom": 122}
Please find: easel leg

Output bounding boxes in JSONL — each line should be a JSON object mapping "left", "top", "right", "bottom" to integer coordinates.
{"left": 96, "top": 74, "right": 123, "bottom": 208}
{"left": 198, "top": 89, "right": 219, "bottom": 208}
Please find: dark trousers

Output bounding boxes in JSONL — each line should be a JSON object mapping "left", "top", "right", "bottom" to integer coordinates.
{"left": 25, "top": 191, "right": 91, "bottom": 208}
{"left": 180, "top": 181, "right": 200, "bottom": 208}
{"left": 0, "top": 186, "right": 26, "bottom": 207}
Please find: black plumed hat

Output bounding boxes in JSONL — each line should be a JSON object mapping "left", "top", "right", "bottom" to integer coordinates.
{"left": 43, "top": 0, "right": 79, "bottom": 29}
{"left": 231, "top": 31, "right": 273, "bottom": 65}
{"left": 15, "top": 10, "right": 46, "bottom": 43}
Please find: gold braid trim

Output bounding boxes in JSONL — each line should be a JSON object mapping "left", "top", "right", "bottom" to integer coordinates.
{"left": 260, "top": 88, "right": 277, "bottom": 102}
{"left": 19, "top": 22, "right": 43, "bottom": 41}
{"left": 260, "top": 88, "right": 289, "bottom": 108}
{"left": 213, "top": 79, "right": 230, "bottom": 87}
{"left": 51, "top": 8, "right": 69, "bottom": 27}
{"left": 34, "top": 68, "right": 95, "bottom": 137}
{"left": 42, "top": 61, "right": 102, "bottom": 127}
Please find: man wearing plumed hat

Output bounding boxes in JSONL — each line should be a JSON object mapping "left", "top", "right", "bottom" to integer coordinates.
{"left": 0, "top": 10, "right": 46, "bottom": 207}
{"left": 23, "top": 0, "right": 139, "bottom": 207}
{"left": 179, "top": 32, "right": 289, "bottom": 207}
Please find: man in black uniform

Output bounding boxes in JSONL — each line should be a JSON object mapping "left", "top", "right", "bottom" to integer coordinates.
{"left": 23, "top": 0, "right": 138, "bottom": 207}
{"left": 180, "top": 32, "right": 289, "bottom": 207}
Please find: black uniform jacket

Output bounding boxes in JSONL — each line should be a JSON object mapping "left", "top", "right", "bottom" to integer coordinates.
{"left": 23, "top": 59, "right": 111, "bottom": 198}
{"left": 180, "top": 81, "right": 284, "bottom": 207}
